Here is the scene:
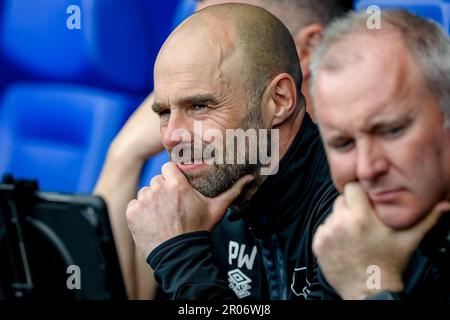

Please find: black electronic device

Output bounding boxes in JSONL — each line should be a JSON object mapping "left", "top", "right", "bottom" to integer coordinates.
{"left": 0, "top": 175, "right": 126, "bottom": 300}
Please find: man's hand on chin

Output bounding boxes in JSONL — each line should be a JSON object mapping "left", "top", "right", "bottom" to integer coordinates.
{"left": 126, "top": 161, "right": 254, "bottom": 258}
{"left": 312, "top": 182, "right": 450, "bottom": 300}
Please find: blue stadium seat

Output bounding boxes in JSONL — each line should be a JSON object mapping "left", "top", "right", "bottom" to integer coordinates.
{"left": 0, "top": 84, "right": 138, "bottom": 193}
{"left": 0, "top": 0, "right": 181, "bottom": 193}
{"left": 137, "top": 0, "right": 196, "bottom": 190}
{"left": 1, "top": 0, "right": 160, "bottom": 92}
{"left": 139, "top": 151, "right": 170, "bottom": 189}
{"left": 0, "top": 0, "right": 10, "bottom": 91}
{"left": 141, "top": 1, "right": 181, "bottom": 78}
{"left": 171, "top": 0, "right": 197, "bottom": 28}
{"left": 355, "top": 0, "right": 450, "bottom": 32}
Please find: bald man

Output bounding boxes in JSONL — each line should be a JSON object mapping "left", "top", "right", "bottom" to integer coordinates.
{"left": 94, "top": 0, "right": 351, "bottom": 299}
{"left": 126, "top": 4, "right": 337, "bottom": 300}
{"left": 310, "top": 10, "right": 450, "bottom": 299}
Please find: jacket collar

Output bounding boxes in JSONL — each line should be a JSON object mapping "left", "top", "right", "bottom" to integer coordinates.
{"left": 228, "top": 113, "right": 326, "bottom": 230}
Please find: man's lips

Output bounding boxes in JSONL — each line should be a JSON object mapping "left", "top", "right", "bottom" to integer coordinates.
{"left": 368, "top": 188, "right": 404, "bottom": 203}
{"left": 176, "top": 160, "right": 211, "bottom": 172}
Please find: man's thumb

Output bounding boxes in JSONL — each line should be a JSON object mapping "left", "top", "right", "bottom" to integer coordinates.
{"left": 212, "top": 175, "right": 254, "bottom": 211}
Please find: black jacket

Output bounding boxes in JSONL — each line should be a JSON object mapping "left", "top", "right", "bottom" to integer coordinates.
{"left": 369, "top": 217, "right": 450, "bottom": 300}
{"left": 147, "top": 114, "right": 339, "bottom": 300}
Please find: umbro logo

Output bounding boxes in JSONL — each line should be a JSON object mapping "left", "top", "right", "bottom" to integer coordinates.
{"left": 228, "top": 268, "right": 252, "bottom": 299}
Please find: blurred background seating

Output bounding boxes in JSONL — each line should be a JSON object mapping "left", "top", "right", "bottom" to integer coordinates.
{"left": 0, "top": 0, "right": 194, "bottom": 193}
{"left": 0, "top": 0, "right": 448, "bottom": 193}
{"left": 355, "top": 0, "right": 450, "bottom": 32}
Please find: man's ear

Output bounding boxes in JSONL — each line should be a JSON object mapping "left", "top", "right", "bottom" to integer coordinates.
{"left": 292, "top": 23, "right": 324, "bottom": 81}
{"left": 266, "top": 73, "right": 298, "bottom": 127}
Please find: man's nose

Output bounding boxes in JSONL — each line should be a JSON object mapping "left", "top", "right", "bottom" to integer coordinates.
{"left": 162, "top": 111, "right": 192, "bottom": 150}
{"left": 356, "top": 138, "right": 389, "bottom": 182}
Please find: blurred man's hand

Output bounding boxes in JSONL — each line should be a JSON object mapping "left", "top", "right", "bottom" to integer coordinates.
{"left": 312, "top": 182, "right": 450, "bottom": 300}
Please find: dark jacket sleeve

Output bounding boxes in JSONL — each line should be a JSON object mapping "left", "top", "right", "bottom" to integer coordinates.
{"left": 304, "top": 181, "right": 342, "bottom": 300}
{"left": 365, "top": 291, "right": 405, "bottom": 300}
{"left": 147, "top": 231, "right": 237, "bottom": 300}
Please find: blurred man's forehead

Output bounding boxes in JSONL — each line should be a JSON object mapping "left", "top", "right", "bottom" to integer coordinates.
{"left": 321, "top": 31, "right": 406, "bottom": 71}
{"left": 314, "top": 33, "right": 428, "bottom": 131}
{"left": 316, "top": 32, "right": 418, "bottom": 102}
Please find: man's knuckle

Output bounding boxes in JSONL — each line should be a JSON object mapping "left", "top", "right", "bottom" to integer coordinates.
{"left": 312, "top": 233, "right": 324, "bottom": 255}
{"left": 126, "top": 202, "right": 137, "bottom": 221}
{"left": 137, "top": 186, "right": 148, "bottom": 199}
{"left": 317, "top": 224, "right": 333, "bottom": 244}
{"left": 162, "top": 162, "right": 173, "bottom": 172}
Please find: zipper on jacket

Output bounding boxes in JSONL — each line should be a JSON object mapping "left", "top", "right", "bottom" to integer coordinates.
{"left": 251, "top": 228, "right": 288, "bottom": 300}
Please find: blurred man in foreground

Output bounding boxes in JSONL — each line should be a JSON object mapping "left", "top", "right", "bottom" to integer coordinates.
{"left": 311, "top": 10, "right": 450, "bottom": 299}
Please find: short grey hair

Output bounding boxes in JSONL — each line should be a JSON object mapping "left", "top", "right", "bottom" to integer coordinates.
{"left": 197, "top": 0, "right": 353, "bottom": 34}
{"left": 259, "top": 0, "right": 352, "bottom": 33}
{"left": 310, "top": 9, "right": 450, "bottom": 126}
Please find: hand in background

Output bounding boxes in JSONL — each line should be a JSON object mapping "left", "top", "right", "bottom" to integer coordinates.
{"left": 94, "top": 92, "right": 163, "bottom": 299}
{"left": 108, "top": 93, "right": 163, "bottom": 163}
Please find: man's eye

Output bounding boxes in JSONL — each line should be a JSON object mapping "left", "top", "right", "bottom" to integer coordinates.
{"left": 191, "top": 104, "right": 207, "bottom": 111}
{"left": 385, "top": 126, "right": 405, "bottom": 137}
{"left": 382, "top": 125, "right": 405, "bottom": 138}
{"left": 329, "top": 139, "right": 354, "bottom": 152}
{"left": 158, "top": 110, "right": 170, "bottom": 119}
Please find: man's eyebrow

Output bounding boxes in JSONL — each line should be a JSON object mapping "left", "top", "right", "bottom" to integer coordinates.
{"left": 151, "top": 101, "right": 167, "bottom": 113}
{"left": 152, "top": 94, "right": 219, "bottom": 113}
{"left": 174, "top": 94, "right": 219, "bottom": 107}
{"left": 366, "top": 111, "right": 415, "bottom": 133}
{"left": 322, "top": 109, "right": 416, "bottom": 138}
